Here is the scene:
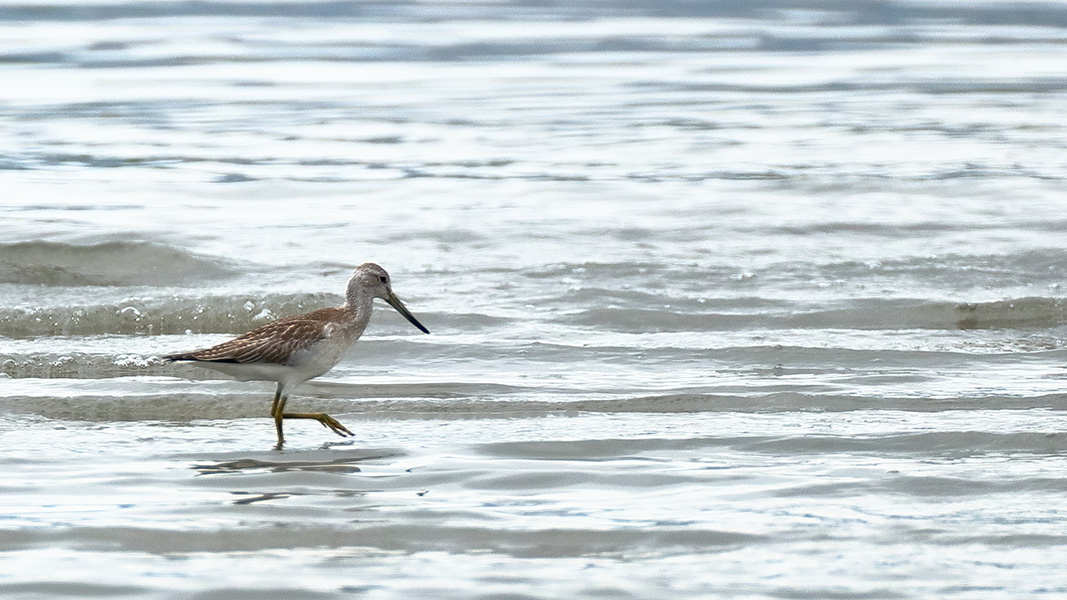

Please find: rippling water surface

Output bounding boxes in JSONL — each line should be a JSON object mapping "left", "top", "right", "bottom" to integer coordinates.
{"left": 3, "top": 1, "right": 1067, "bottom": 598}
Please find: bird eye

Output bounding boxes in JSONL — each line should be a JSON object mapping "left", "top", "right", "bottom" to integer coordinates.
{"left": 379, "top": 276, "right": 388, "bottom": 283}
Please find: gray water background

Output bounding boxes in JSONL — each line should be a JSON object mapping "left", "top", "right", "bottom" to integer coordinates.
{"left": 2, "top": 1, "right": 1067, "bottom": 598}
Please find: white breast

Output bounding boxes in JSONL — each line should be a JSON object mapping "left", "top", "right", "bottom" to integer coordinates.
{"left": 286, "top": 327, "right": 354, "bottom": 379}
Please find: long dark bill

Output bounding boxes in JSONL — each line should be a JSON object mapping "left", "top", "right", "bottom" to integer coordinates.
{"left": 386, "top": 291, "right": 430, "bottom": 334}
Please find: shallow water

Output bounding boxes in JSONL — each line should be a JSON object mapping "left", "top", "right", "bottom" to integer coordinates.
{"left": 3, "top": 1, "right": 1067, "bottom": 598}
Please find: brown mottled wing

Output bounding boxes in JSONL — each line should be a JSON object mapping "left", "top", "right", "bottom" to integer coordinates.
{"left": 166, "top": 308, "right": 341, "bottom": 365}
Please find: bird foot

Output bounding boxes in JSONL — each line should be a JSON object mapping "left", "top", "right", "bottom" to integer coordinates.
{"left": 281, "top": 411, "right": 354, "bottom": 438}
{"left": 316, "top": 413, "right": 354, "bottom": 437}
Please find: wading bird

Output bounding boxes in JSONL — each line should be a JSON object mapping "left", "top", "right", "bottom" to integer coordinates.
{"left": 164, "top": 263, "right": 429, "bottom": 447}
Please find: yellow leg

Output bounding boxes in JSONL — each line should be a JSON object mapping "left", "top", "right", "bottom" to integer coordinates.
{"left": 270, "top": 385, "right": 353, "bottom": 442}
{"left": 270, "top": 386, "right": 286, "bottom": 448}
{"left": 280, "top": 411, "right": 354, "bottom": 437}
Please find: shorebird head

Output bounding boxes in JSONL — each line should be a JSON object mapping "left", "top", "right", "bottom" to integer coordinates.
{"left": 351, "top": 263, "right": 430, "bottom": 334}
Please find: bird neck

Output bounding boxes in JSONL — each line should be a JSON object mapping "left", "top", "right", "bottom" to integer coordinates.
{"left": 342, "top": 281, "right": 375, "bottom": 330}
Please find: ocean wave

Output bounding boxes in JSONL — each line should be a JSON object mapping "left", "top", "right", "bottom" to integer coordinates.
{"left": 0, "top": 292, "right": 338, "bottom": 338}
{"left": 0, "top": 240, "right": 237, "bottom": 286}
{"left": 0, "top": 521, "right": 761, "bottom": 558}
{"left": 6, "top": 387, "right": 1067, "bottom": 422}
{"left": 0, "top": 352, "right": 168, "bottom": 379}
{"left": 784, "top": 297, "right": 1067, "bottom": 331}
{"left": 952, "top": 297, "right": 1067, "bottom": 330}
{"left": 567, "top": 297, "right": 1067, "bottom": 332}
{"left": 523, "top": 252, "right": 1067, "bottom": 310}
{"left": 481, "top": 430, "right": 1067, "bottom": 461}
{"left": 5, "top": 293, "right": 1066, "bottom": 340}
